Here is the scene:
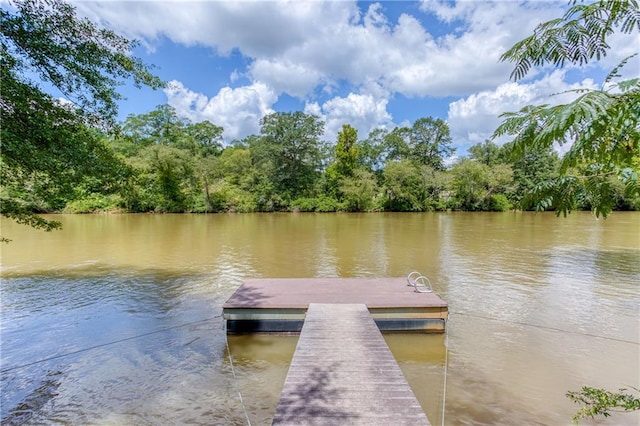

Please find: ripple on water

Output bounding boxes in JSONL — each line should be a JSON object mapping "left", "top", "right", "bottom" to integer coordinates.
{"left": 2, "top": 213, "right": 639, "bottom": 425}
{"left": 0, "top": 268, "right": 241, "bottom": 424}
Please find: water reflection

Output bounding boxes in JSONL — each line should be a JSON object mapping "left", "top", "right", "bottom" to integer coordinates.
{"left": 1, "top": 212, "right": 639, "bottom": 425}
{"left": 2, "top": 311, "right": 229, "bottom": 425}
{"left": 385, "top": 334, "right": 447, "bottom": 425}
{"left": 2, "top": 370, "right": 64, "bottom": 425}
{"left": 226, "top": 335, "right": 297, "bottom": 425}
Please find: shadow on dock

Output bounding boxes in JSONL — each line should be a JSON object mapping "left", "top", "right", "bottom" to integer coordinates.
{"left": 273, "top": 362, "right": 356, "bottom": 424}
{"left": 225, "top": 285, "right": 271, "bottom": 306}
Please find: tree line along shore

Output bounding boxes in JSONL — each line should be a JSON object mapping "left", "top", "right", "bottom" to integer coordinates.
{"left": 10, "top": 105, "right": 636, "bottom": 216}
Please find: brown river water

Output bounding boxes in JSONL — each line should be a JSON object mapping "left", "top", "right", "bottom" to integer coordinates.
{"left": 1, "top": 212, "right": 638, "bottom": 425}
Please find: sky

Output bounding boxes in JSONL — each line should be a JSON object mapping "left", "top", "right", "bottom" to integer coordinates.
{"left": 71, "top": 0, "right": 639, "bottom": 156}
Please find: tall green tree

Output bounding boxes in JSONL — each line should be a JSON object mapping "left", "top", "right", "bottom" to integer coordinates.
{"left": 449, "top": 159, "right": 513, "bottom": 211}
{"left": 326, "top": 124, "right": 359, "bottom": 197}
{"left": 418, "top": 164, "right": 450, "bottom": 211}
{"left": 203, "top": 145, "right": 258, "bottom": 213}
{"left": 1, "top": 0, "right": 163, "bottom": 236}
{"left": 113, "top": 105, "right": 224, "bottom": 212}
{"left": 118, "top": 104, "right": 224, "bottom": 156}
{"left": 236, "top": 135, "right": 284, "bottom": 211}
{"left": 332, "top": 124, "right": 359, "bottom": 178}
{"left": 119, "top": 104, "right": 185, "bottom": 151}
{"left": 493, "top": 0, "right": 639, "bottom": 217}
{"left": 358, "top": 128, "right": 387, "bottom": 172}
{"left": 340, "top": 169, "right": 378, "bottom": 212}
{"left": 382, "top": 159, "right": 424, "bottom": 211}
{"left": 256, "top": 112, "right": 325, "bottom": 202}
{"left": 141, "top": 145, "right": 192, "bottom": 212}
{"left": 358, "top": 127, "right": 410, "bottom": 172}
{"left": 408, "top": 117, "right": 455, "bottom": 170}
{"left": 503, "top": 142, "right": 561, "bottom": 210}
{"left": 468, "top": 140, "right": 503, "bottom": 167}
{"left": 216, "top": 147, "right": 253, "bottom": 189}
{"left": 185, "top": 121, "right": 224, "bottom": 158}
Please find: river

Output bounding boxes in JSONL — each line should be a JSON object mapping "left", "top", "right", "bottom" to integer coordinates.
{"left": 1, "top": 212, "right": 638, "bottom": 425}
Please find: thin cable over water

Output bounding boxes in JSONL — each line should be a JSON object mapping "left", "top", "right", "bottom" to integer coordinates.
{"left": 0, "top": 316, "right": 222, "bottom": 374}
{"left": 450, "top": 311, "right": 639, "bottom": 345}
{"left": 224, "top": 324, "right": 252, "bottom": 426}
{"left": 441, "top": 322, "right": 449, "bottom": 426}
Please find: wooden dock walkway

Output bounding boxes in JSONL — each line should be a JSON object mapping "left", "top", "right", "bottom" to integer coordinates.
{"left": 223, "top": 278, "right": 448, "bottom": 333}
{"left": 272, "top": 303, "right": 431, "bottom": 425}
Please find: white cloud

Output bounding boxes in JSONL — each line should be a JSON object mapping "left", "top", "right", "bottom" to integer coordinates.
{"left": 304, "top": 92, "right": 393, "bottom": 142}
{"left": 229, "top": 70, "right": 242, "bottom": 84}
{"left": 76, "top": 0, "right": 568, "bottom": 100}
{"left": 73, "top": 0, "right": 633, "bottom": 148}
{"left": 75, "top": 1, "right": 358, "bottom": 56}
{"left": 447, "top": 70, "right": 598, "bottom": 150}
{"left": 246, "top": 2, "right": 532, "bottom": 98}
{"left": 249, "top": 59, "right": 324, "bottom": 98}
{"left": 164, "top": 80, "right": 277, "bottom": 142}
{"left": 421, "top": 0, "right": 639, "bottom": 82}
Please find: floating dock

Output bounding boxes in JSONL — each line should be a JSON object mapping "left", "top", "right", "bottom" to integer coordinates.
{"left": 223, "top": 277, "right": 448, "bottom": 333}
{"left": 272, "top": 303, "right": 431, "bottom": 425}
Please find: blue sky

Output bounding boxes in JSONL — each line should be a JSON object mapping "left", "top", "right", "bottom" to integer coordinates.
{"left": 73, "top": 0, "right": 638, "bottom": 156}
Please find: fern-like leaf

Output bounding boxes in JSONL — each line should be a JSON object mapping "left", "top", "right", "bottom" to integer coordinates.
{"left": 502, "top": 0, "right": 640, "bottom": 81}
{"left": 604, "top": 53, "right": 638, "bottom": 86}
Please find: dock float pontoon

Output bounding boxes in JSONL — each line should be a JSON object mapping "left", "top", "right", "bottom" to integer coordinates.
{"left": 223, "top": 277, "right": 448, "bottom": 333}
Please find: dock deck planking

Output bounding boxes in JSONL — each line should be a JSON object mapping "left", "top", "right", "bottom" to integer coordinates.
{"left": 272, "top": 303, "right": 431, "bottom": 425}
{"left": 223, "top": 278, "right": 448, "bottom": 333}
{"left": 224, "top": 278, "right": 448, "bottom": 309}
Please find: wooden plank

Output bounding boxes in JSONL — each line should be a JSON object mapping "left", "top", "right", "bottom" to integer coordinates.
{"left": 272, "top": 304, "right": 431, "bottom": 426}
{"left": 223, "top": 277, "right": 448, "bottom": 309}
